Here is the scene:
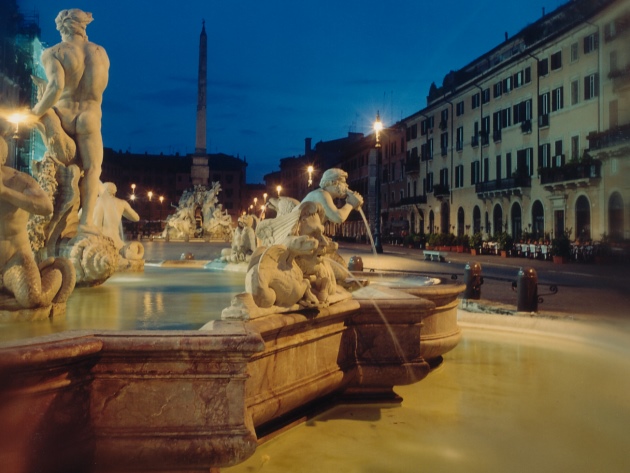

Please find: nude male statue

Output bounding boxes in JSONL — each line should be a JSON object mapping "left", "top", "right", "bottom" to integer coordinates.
{"left": 0, "top": 137, "right": 62, "bottom": 308}
{"left": 301, "top": 168, "right": 364, "bottom": 224}
{"left": 92, "top": 182, "right": 140, "bottom": 251}
{"left": 31, "top": 8, "right": 109, "bottom": 234}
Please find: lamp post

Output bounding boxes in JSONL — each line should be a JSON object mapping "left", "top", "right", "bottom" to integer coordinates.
{"left": 159, "top": 195, "right": 164, "bottom": 222}
{"left": 130, "top": 184, "right": 136, "bottom": 203}
{"left": 373, "top": 112, "right": 383, "bottom": 254}
{"left": 276, "top": 185, "right": 282, "bottom": 197}
{"left": 263, "top": 192, "right": 267, "bottom": 204}
{"left": 307, "top": 165, "right": 314, "bottom": 187}
{"left": 8, "top": 112, "right": 26, "bottom": 169}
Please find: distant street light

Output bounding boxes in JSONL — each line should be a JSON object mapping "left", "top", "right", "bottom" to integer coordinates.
{"left": 263, "top": 192, "right": 268, "bottom": 203}
{"left": 373, "top": 111, "right": 383, "bottom": 148}
{"left": 307, "top": 165, "right": 314, "bottom": 187}
{"left": 147, "top": 191, "right": 153, "bottom": 201}
{"left": 8, "top": 112, "right": 26, "bottom": 168}
{"left": 373, "top": 111, "right": 384, "bottom": 253}
{"left": 276, "top": 185, "right": 282, "bottom": 197}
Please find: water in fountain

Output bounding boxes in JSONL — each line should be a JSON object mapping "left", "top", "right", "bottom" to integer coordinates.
{"left": 356, "top": 207, "right": 379, "bottom": 256}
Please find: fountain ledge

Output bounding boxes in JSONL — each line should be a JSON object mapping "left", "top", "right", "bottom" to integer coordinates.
{"left": 0, "top": 279, "right": 464, "bottom": 472}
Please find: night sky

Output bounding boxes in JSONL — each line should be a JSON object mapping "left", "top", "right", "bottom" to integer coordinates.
{"left": 18, "top": 0, "right": 565, "bottom": 183}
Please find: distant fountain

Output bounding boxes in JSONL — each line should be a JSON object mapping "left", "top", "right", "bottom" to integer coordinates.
{"left": 163, "top": 183, "right": 233, "bottom": 241}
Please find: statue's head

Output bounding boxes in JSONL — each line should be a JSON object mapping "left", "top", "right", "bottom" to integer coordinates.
{"left": 0, "top": 137, "right": 7, "bottom": 165}
{"left": 55, "top": 9, "right": 93, "bottom": 39}
{"left": 319, "top": 168, "right": 349, "bottom": 198}
{"left": 103, "top": 182, "right": 117, "bottom": 196}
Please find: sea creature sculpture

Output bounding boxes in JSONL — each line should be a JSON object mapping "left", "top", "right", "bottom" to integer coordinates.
{"left": 245, "top": 235, "right": 320, "bottom": 309}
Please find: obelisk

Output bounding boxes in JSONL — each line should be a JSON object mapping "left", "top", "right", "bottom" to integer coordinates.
{"left": 191, "top": 20, "right": 209, "bottom": 186}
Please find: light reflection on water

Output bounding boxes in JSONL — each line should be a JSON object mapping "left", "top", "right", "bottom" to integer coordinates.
{"left": 0, "top": 266, "right": 245, "bottom": 342}
{"left": 224, "top": 321, "right": 630, "bottom": 473}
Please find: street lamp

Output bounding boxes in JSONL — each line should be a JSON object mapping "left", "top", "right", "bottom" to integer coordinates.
{"left": 263, "top": 192, "right": 267, "bottom": 204}
{"left": 372, "top": 112, "right": 384, "bottom": 253}
{"left": 253, "top": 197, "right": 258, "bottom": 209}
{"left": 307, "top": 165, "right": 314, "bottom": 187}
{"left": 276, "top": 185, "right": 282, "bottom": 197}
{"left": 373, "top": 111, "right": 383, "bottom": 148}
{"left": 147, "top": 191, "right": 153, "bottom": 201}
{"left": 8, "top": 112, "right": 26, "bottom": 168}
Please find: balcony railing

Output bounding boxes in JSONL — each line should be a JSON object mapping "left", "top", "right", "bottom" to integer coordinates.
{"left": 520, "top": 119, "right": 532, "bottom": 134}
{"left": 588, "top": 124, "right": 630, "bottom": 150}
{"left": 433, "top": 184, "right": 450, "bottom": 197}
{"left": 492, "top": 129, "right": 502, "bottom": 142}
{"left": 539, "top": 160, "right": 601, "bottom": 184}
{"left": 471, "top": 135, "right": 479, "bottom": 147}
{"left": 405, "top": 157, "right": 420, "bottom": 174}
{"left": 396, "top": 195, "right": 427, "bottom": 206}
{"left": 475, "top": 176, "right": 531, "bottom": 193}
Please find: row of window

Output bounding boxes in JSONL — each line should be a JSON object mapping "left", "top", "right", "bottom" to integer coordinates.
{"left": 408, "top": 29, "right": 601, "bottom": 143}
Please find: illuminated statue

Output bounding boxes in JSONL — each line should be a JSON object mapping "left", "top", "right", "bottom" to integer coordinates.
{"left": 0, "top": 137, "right": 75, "bottom": 319}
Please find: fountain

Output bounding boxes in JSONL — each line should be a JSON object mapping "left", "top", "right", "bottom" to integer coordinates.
{"left": 7, "top": 9, "right": 616, "bottom": 473}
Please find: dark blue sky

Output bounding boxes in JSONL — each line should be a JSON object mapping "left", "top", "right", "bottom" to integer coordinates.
{"left": 19, "top": 0, "right": 564, "bottom": 183}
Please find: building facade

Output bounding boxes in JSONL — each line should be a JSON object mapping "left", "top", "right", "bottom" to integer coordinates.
{"left": 395, "top": 0, "right": 627, "bottom": 244}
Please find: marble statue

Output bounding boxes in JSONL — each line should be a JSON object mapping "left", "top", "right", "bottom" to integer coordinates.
{"left": 31, "top": 8, "right": 109, "bottom": 234}
{"left": 222, "top": 214, "right": 257, "bottom": 263}
{"left": 163, "top": 183, "right": 233, "bottom": 240}
{"left": 301, "top": 168, "right": 364, "bottom": 224}
{"left": 245, "top": 235, "right": 320, "bottom": 309}
{"left": 24, "top": 9, "right": 118, "bottom": 286}
{"left": 93, "top": 182, "right": 144, "bottom": 271}
{"left": 245, "top": 201, "right": 340, "bottom": 309}
{"left": 93, "top": 182, "right": 139, "bottom": 251}
{"left": 0, "top": 137, "right": 76, "bottom": 320}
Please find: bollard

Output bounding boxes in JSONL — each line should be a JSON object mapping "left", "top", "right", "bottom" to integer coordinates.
{"left": 463, "top": 262, "right": 483, "bottom": 300}
{"left": 348, "top": 255, "right": 364, "bottom": 272}
{"left": 515, "top": 267, "right": 538, "bottom": 312}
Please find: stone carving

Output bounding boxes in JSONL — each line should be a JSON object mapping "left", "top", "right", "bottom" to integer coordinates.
{"left": 221, "top": 214, "right": 257, "bottom": 263}
{"left": 24, "top": 9, "right": 118, "bottom": 286}
{"left": 93, "top": 182, "right": 144, "bottom": 271}
{"left": 31, "top": 8, "right": 109, "bottom": 234}
{"left": 0, "top": 137, "right": 76, "bottom": 320}
{"left": 302, "top": 168, "right": 363, "bottom": 224}
{"left": 163, "top": 183, "right": 233, "bottom": 240}
{"left": 245, "top": 201, "right": 341, "bottom": 309}
{"left": 245, "top": 235, "right": 320, "bottom": 309}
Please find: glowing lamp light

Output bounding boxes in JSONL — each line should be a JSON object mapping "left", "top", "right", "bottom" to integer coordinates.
{"left": 147, "top": 191, "right": 153, "bottom": 201}
{"left": 307, "top": 165, "right": 314, "bottom": 187}
{"left": 276, "top": 185, "right": 282, "bottom": 197}
{"left": 263, "top": 193, "right": 268, "bottom": 203}
{"left": 373, "top": 111, "right": 383, "bottom": 148}
{"left": 159, "top": 196, "right": 164, "bottom": 204}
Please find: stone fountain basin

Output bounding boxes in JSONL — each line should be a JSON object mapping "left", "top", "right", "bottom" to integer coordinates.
{"left": 0, "top": 268, "right": 464, "bottom": 472}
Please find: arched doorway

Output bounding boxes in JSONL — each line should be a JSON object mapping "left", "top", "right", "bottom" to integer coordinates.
{"left": 493, "top": 204, "right": 503, "bottom": 236}
{"left": 457, "top": 207, "right": 465, "bottom": 236}
{"left": 531, "top": 200, "right": 544, "bottom": 240}
{"left": 473, "top": 206, "right": 481, "bottom": 234}
{"left": 609, "top": 192, "right": 624, "bottom": 240}
{"left": 418, "top": 210, "right": 425, "bottom": 235}
{"left": 511, "top": 202, "right": 522, "bottom": 240}
{"left": 575, "top": 195, "right": 591, "bottom": 241}
{"left": 485, "top": 211, "right": 490, "bottom": 235}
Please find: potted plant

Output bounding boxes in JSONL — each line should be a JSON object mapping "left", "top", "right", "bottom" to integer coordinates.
{"left": 426, "top": 233, "right": 440, "bottom": 250}
{"left": 497, "top": 232, "right": 514, "bottom": 257}
{"left": 551, "top": 230, "right": 572, "bottom": 264}
{"left": 469, "top": 232, "right": 483, "bottom": 256}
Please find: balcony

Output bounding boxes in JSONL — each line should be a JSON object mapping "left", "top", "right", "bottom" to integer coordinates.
{"left": 396, "top": 195, "right": 427, "bottom": 207}
{"left": 475, "top": 176, "right": 531, "bottom": 197}
{"left": 480, "top": 131, "right": 489, "bottom": 146}
{"left": 433, "top": 184, "right": 450, "bottom": 198}
{"left": 405, "top": 157, "right": 420, "bottom": 174}
{"left": 609, "top": 65, "right": 630, "bottom": 92}
{"left": 492, "top": 130, "right": 502, "bottom": 142}
{"left": 588, "top": 124, "right": 630, "bottom": 151}
{"left": 440, "top": 146, "right": 448, "bottom": 156}
{"left": 540, "top": 160, "right": 602, "bottom": 187}
{"left": 471, "top": 135, "right": 479, "bottom": 147}
{"left": 520, "top": 119, "right": 532, "bottom": 134}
